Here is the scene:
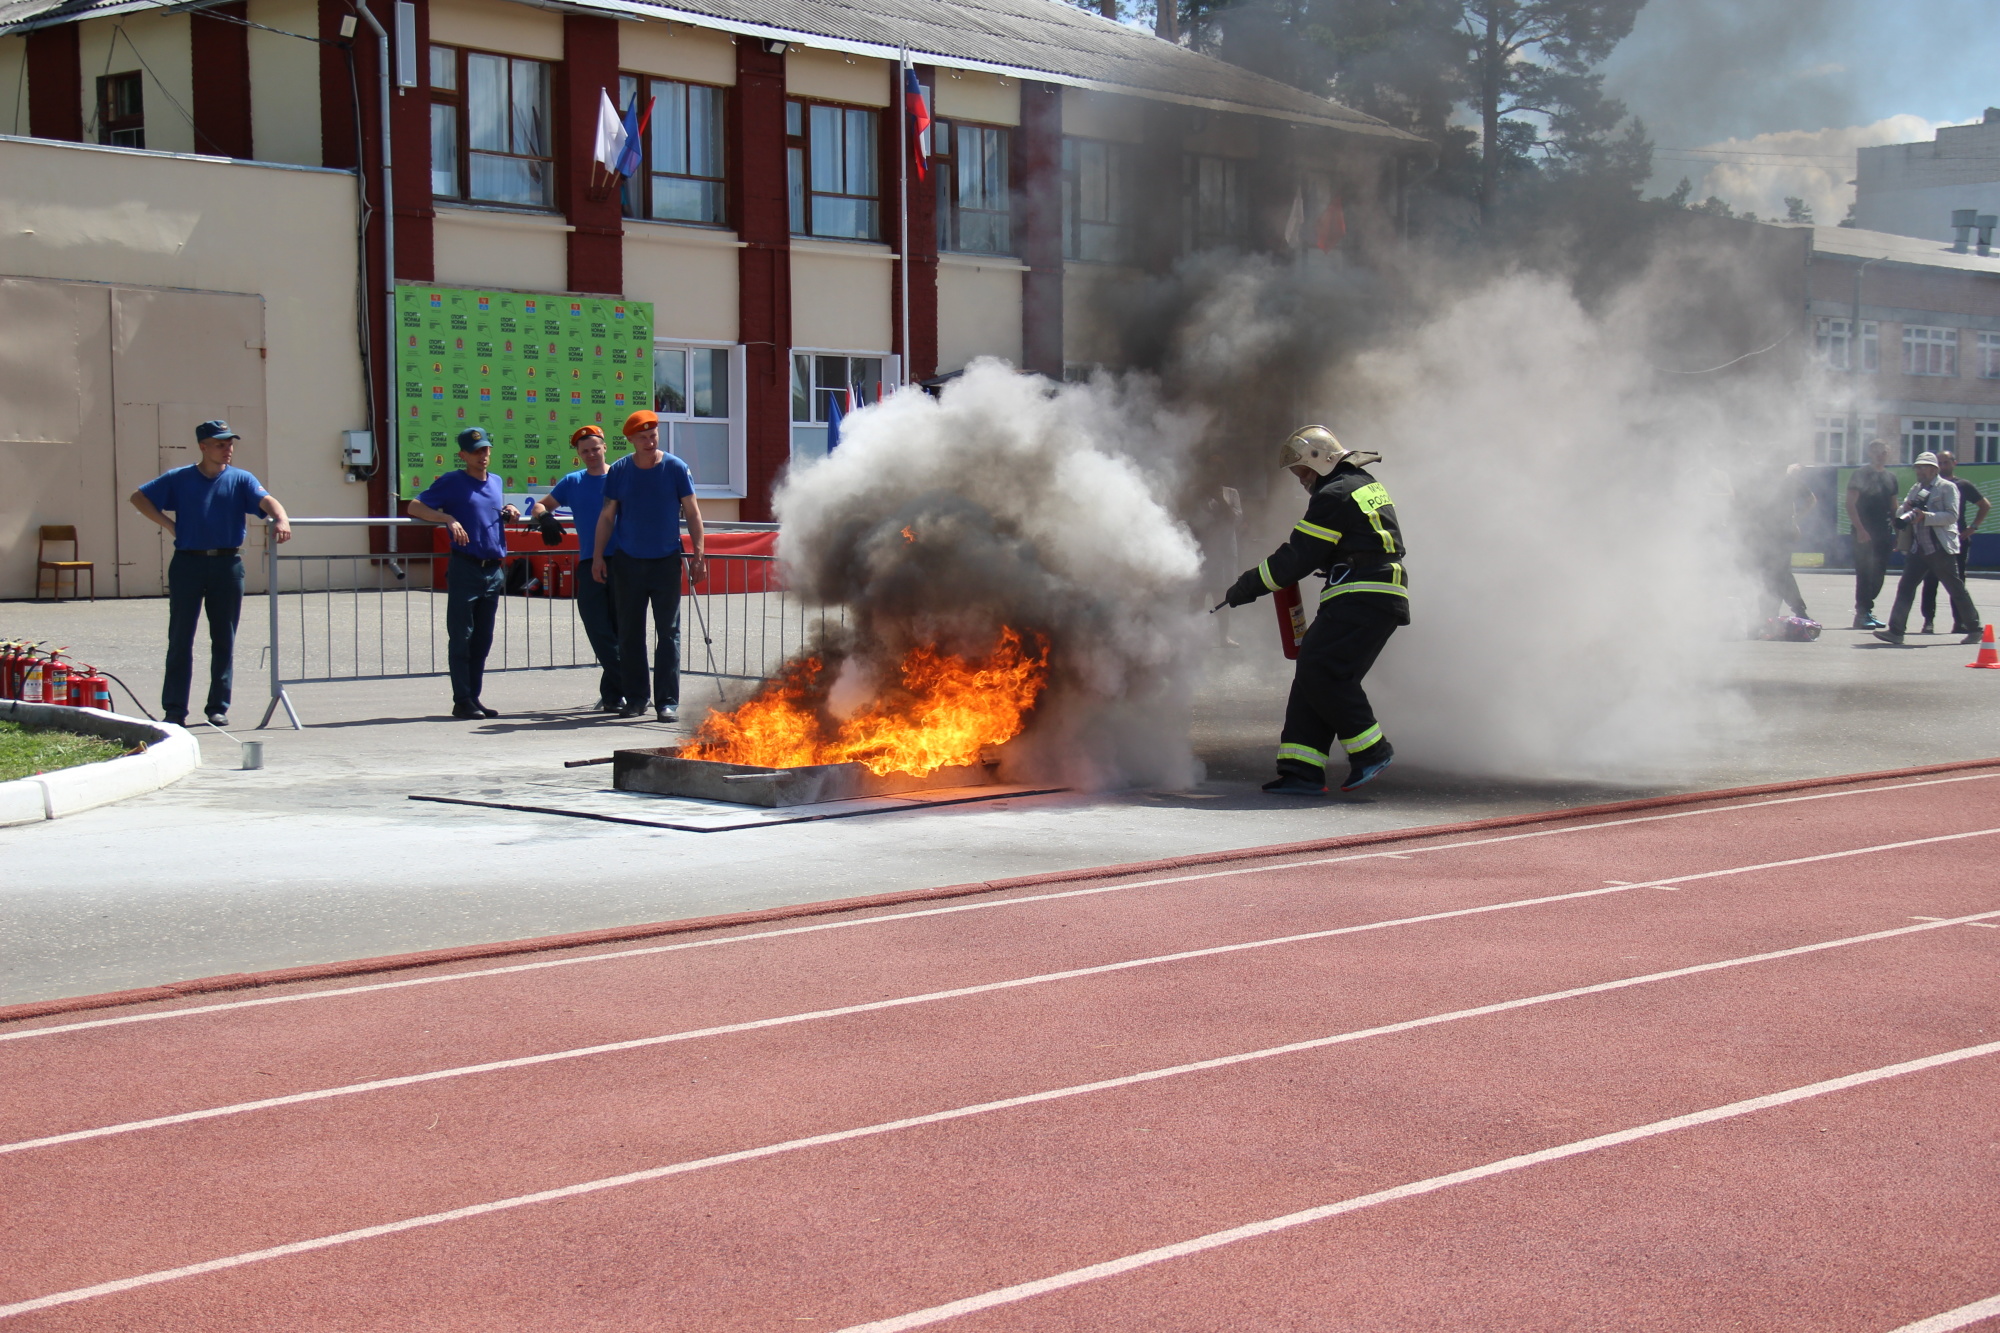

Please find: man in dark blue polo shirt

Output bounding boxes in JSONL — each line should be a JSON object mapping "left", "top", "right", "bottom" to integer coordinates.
{"left": 409, "top": 427, "right": 521, "bottom": 719}
{"left": 594, "top": 410, "right": 706, "bottom": 722}
{"left": 130, "top": 419, "right": 292, "bottom": 727}
{"left": 531, "top": 425, "right": 622, "bottom": 711}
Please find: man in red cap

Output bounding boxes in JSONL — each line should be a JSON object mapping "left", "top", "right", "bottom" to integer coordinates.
{"left": 594, "top": 410, "right": 707, "bottom": 721}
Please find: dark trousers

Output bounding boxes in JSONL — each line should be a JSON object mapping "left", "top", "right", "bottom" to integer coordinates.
{"left": 1888, "top": 547, "right": 1980, "bottom": 637}
{"left": 1920, "top": 543, "right": 1974, "bottom": 627}
{"left": 1853, "top": 531, "right": 1890, "bottom": 614}
{"left": 162, "top": 551, "right": 245, "bottom": 720}
{"left": 574, "top": 557, "right": 622, "bottom": 704}
{"left": 1755, "top": 547, "right": 1807, "bottom": 618}
{"left": 445, "top": 553, "right": 504, "bottom": 706}
{"left": 1276, "top": 593, "right": 1402, "bottom": 778}
{"left": 611, "top": 551, "right": 681, "bottom": 708}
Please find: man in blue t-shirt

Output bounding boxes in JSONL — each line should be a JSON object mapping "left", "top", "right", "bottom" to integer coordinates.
{"left": 130, "top": 419, "right": 293, "bottom": 727}
{"left": 530, "top": 424, "right": 623, "bottom": 710}
{"left": 595, "top": 410, "right": 707, "bottom": 722}
{"left": 408, "top": 427, "right": 522, "bottom": 719}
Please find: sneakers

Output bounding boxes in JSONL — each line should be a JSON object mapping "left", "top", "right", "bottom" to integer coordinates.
{"left": 1921, "top": 619, "right": 1936, "bottom": 635}
{"left": 1341, "top": 740, "right": 1396, "bottom": 792}
{"left": 204, "top": 711, "right": 229, "bottom": 728}
{"left": 1872, "top": 630, "right": 1907, "bottom": 646}
{"left": 656, "top": 704, "right": 679, "bottom": 723}
{"left": 1852, "top": 614, "right": 1885, "bottom": 630}
{"left": 1262, "top": 773, "right": 1328, "bottom": 796}
{"left": 1964, "top": 631, "right": 1986, "bottom": 645}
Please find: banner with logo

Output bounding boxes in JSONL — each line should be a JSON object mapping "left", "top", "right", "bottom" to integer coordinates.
{"left": 394, "top": 286, "right": 654, "bottom": 503}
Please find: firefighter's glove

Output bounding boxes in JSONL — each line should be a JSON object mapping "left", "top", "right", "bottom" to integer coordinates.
{"left": 1223, "top": 571, "right": 1264, "bottom": 608}
{"left": 531, "top": 510, "right": 566, "bottom": 546}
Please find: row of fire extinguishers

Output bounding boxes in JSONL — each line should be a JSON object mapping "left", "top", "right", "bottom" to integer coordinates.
{"left": 0, "top": 642, "right": 114, "bottom": 710}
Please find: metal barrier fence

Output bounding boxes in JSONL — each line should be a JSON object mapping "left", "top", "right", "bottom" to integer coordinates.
{"left": 259, "top": 518, "right": 844, "bottom": 728}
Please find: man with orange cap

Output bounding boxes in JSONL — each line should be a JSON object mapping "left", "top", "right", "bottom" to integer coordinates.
{"left": 594, "top": 410, "right": 707, "bottom": 722}
{"left": 532, "top": 425, "right": 624, "bottom": 711}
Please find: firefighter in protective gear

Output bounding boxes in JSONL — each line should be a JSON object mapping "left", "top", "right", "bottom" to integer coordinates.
{"left": 1221, "top": 425, "right": 1407, "bottom": 794}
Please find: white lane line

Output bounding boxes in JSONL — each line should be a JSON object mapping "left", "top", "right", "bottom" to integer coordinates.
{"left": 8, "top": 771, "right": 1997, "bottom": 1045}
{"left": 9, "top": 825, "right": 1999, "bottom": 1158}
{"left": 834, "top": 1039, "right": 2000, "bottom": 1333}
{"left": 5, "top": 912, "right": 1999, "bottom": 1321}
{"left": 1883, "top": 1293, "right": 2000, "bottom": 1333}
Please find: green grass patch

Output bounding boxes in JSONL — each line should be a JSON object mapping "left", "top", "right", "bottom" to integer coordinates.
{"left": 0, "top": 721, "right": 130, "bottom": 783}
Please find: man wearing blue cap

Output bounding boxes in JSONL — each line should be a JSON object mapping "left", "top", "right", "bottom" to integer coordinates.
{"left": 408, "top": 427, "right": 521, "bottom": 718}
{"left": 130, "top": 419, "right": 292, "bottom": 727}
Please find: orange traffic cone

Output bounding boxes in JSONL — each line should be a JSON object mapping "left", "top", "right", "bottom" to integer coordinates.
{"left": 1970, "top": 623, "right": 2000, "bottom": 669}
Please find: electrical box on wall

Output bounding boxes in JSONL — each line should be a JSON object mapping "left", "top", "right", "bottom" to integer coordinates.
{"left": 342, "top": 430, "right": 375, "bottom": 481}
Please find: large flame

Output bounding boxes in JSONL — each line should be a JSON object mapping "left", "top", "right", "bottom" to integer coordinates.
{"left": 679, "top": 628, "right": 1049, "bottom": 776}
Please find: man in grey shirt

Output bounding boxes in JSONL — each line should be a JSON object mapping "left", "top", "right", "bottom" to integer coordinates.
{"left": 1875, "top": 451, "right": 1983, "bottom": 645}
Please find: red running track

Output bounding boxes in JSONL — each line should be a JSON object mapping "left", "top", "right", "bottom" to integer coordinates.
{"left": 5, "top": 766, "right": 2000, "bottom": 1331}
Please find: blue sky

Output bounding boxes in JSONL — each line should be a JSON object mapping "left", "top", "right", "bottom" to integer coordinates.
{"left": 1596, "top": 0, "right": 2000, "bottom": 216}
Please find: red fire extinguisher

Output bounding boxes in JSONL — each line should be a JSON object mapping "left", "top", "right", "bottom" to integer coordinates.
{"left": 0, "top": 643, "right": 19, "bottom": 699}
{"left": 1272, "top": 583, "right": 1308, "bottom": 660}
{"left": 70, "top": 666, "right": 112, "bottom": 711}
{"left": 557, "top": 560, "right": 574, "bottom": 598}
{"left": 20, "top": 657, "right": 44, "bottom": 704}
{"left": 42, "top": 654, "right": 72, "bottom": 705}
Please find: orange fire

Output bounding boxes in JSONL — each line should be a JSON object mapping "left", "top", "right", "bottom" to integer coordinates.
{"left": 679, "top": 628, "right": 1050, "bottom": 776}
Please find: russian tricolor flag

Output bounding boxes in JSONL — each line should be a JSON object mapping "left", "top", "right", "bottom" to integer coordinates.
{"left": 904, "top": 69, "right": 932, "bottom": 180}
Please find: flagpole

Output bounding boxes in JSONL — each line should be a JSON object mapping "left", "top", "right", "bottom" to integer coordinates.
{"left": 898, "top": 47, "right": 912, "bottom": 389}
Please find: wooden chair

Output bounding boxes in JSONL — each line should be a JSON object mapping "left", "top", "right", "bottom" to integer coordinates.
{"left": 36, "top": 526, "right": 95, "bottom": 601}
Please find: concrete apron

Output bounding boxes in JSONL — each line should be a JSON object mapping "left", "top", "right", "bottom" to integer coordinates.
{"left": 0, "top": 701, "right": 200, "bottom": 826}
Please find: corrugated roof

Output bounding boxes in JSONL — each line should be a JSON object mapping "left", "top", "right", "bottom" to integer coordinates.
{"left": 1, "top": 0, "right": 1426, "bottom": 142}
{"left": 1812, "top": 223, "right": 2000, "bottom": 276}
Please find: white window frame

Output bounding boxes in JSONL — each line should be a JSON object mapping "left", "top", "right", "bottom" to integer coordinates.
{"left": 1901, "top": 325, "right": 1959, "bottom": 377}
{"left": 1901, "top": 417, "right": 1957, "bottom": 463}
{"left": 1975, "top": 420, "right": 2000, "bottom": 465}
{"left": 1815, "top": 317, "right": 1878, "bottom": 373}
{"left": 789, "top": 348, "right": 901, "bottom": 463}
{"left": 652, "top": 339, "right": 747, "bottom": 498}
{"left": 1977, "top": 331, "right": 2000, "bottom": 380}
{"left": 1812, "top": 413, "right": 1850, "bottom": 466}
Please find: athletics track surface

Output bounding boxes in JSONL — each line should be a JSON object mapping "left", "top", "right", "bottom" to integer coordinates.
{"left": 5, "top": 765, "right": 2000, "bottom": 1331}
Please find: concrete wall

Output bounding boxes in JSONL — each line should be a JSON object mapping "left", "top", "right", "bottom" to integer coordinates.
{"left": 432, "top": 205, "right": 569, "bottom": 291}
{"left": 791, "top": 240, "right": 894, "bottom": 350}
{"left": 1853, "top": 183, "right": 2000, "bottom": 247}
{"left": 0, "top": 36, "right": 26, "bottom": 138}
{"left": 936, "top": 256, "right": 1022, "bottom": 372}
{"left": 0, "top": 135, "right": 366, "bottom": 597}
{"left": 620, "top": 20, "right": 736, "bottom": 86}
{"left": 785, "top": 47, "right": 888, "bottom": 106}
{"left": 627, "top": 224, "right": 738, "bottom": 342}
{"left": 428, "top": 0, "right": 562, "bottom": 58}
{"left": 247, "top": 0, "right": 320, "bottom": 166}
{"left": 76, "top": 11, "right": 194, "bottom": 154}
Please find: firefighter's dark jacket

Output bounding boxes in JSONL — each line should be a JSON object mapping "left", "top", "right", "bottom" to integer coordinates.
{"left": 1225, "top": 463, "right": 1408, "bottom": 617}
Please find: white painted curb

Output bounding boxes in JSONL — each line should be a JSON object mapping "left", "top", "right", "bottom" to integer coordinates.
{"left": 0, "top": 701, "right": 200, "bottom": 827}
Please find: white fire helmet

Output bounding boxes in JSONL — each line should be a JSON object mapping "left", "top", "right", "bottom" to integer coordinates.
{"left": 1278, "top": 425, "right": 1378, "bottom": 476}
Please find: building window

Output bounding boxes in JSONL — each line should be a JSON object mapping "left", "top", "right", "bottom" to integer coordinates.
{"left": 1976, "top": 332, "right": 2000, "bottom": 379}
{"left": 1183, "top": 154, "right": 1248, "bottom": 252}
{"left": 1815, "top": 317, "right": 1878, "bottom": 373}
{"left": 933, "top": 119, "right": 1011, "bottom": 254}
{"left": 1062, "top": 137, "right": 1136, "bottom": 264}
{"left": 1901, "top": 325, "right": 1959, "bottom": 377}
{"left": 1976, "top": 421, "right": 2000, "bottom": 464}
{"left": 618, "top": 75, "right": 727, "bottom": 227}
{"left": 1902, "top": 417, "right": 1957, "bottom": 462}
{"left": 429, "top": 45, "right": 554, "bottom": 209}
{"left": 654, "top": 344, "right": 744, "bottom": 493}
{"left": 97, "top": 71, "right": 143, "bottom": 148}
{"left": 1812, "top": 414, "right": 1851, "bottom": 466}
{"left": 790, "top": 352, "right": 895, "bottom": 461}
{"left": 787, "top": 100, "right": 879, "bottom": 241}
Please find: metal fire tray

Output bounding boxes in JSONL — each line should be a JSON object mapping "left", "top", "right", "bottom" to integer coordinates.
{"left": 613, "top": 749, "right": 997, "bottom": 808}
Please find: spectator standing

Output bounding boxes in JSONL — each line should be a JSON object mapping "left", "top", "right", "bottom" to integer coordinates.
{"left": 407, "top": 428, "right": 520, "bottom": 719}
{"left": 1874, "top": 451, "right": 1982, "bottom": 646}
{"left": 532, "top": 426, "right": 623, "bottom": 711}
{"left": 594, "top": 411, "right": 707, "bottom": 722}
{"left": 1919, "top": 450, "right": 1990, "bottom": 634}
{"left": 129, "top": 419, "right": 292, "bottom": 726}
{"left": 1845, "top": 439, "right": 1898, "bottom": 630}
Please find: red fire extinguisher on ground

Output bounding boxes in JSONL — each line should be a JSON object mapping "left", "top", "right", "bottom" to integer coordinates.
{"left": 41, "top": 654, "right": 72, "bottom": 705}
{"left": 0, "top": 644, "right": 20, "bottom": 699}
{"left": 69, "top": 665, "right": 112, "bottom": 710}
{"left": 1272, "top": 583, "right": 1308, "bottom": 660}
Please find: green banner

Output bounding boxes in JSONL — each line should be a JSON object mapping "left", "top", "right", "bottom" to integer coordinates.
{"left": 1830, "top": 463, "right": 1999, "bottom": 533}
{"left": 394, "top": 285, "right": 654, "bottom": 501}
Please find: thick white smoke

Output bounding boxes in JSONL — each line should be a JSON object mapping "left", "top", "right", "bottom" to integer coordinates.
{"left": 772, "top": 363, "right": 1208, "bottom": 788}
